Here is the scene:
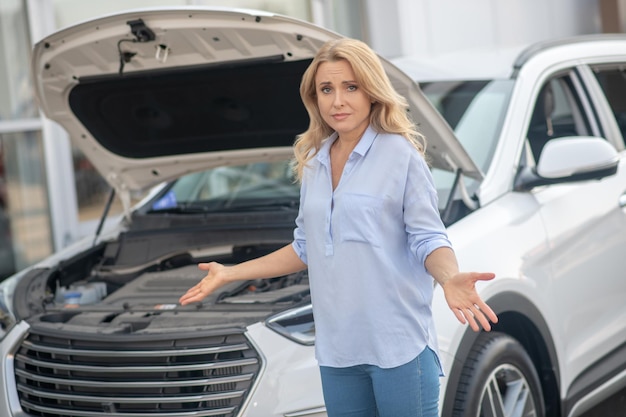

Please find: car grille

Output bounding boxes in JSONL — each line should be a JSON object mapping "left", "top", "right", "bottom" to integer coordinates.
{"left": 12, "top": 329, "right": 261, "bottom": 417}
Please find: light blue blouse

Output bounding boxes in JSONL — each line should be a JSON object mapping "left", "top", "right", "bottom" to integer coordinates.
{"left": 291, "top": 125, "right": 451, "bottom": 369}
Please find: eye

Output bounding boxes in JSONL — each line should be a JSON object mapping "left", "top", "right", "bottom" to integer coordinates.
{"left": 320, "top": 87, "right": 332, "bottom": 94}
{"left": 347, "top": 84, "right": 358, "bottom": 92}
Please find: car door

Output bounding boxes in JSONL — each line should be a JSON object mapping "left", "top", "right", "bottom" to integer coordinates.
{"left": 526, "top": 67, "right": 626, "bottom": 394}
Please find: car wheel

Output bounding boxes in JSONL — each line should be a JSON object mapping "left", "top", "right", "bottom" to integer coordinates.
{"left": 451, "top": 332, "right": 545, "bottom": 417}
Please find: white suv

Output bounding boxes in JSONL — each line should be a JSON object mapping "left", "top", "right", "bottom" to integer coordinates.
{"left": 0, "top": 7, "right": 624, "bottom": 417}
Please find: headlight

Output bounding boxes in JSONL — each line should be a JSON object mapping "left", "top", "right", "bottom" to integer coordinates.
{"left": 266, "top": 304, "right": 315, "bottom": 345}
{"left": 0, "top": 271, "right": 23, "bottom": 340}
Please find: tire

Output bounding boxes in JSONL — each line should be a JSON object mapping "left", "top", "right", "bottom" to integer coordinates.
{"left": 451, "top": 332, "right": 546, "bottom": 417}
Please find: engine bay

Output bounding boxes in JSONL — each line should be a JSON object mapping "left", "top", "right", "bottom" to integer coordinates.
{"left": 9, "top": 229, "right": 309, "bottom": 335}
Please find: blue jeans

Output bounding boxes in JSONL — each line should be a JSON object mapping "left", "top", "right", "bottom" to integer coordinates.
{"left": 319, "top": 347, "right": 440, "bottom": 417}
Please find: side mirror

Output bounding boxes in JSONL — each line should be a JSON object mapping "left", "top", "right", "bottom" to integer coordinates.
{"left": 537, "top": 136, "right": 619, "bottom": 178}
{"left": 515, "top": 137, "right": 619, "bottom": 191}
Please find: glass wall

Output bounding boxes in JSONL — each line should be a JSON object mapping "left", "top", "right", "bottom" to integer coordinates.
{"left": 1, "top": 131, "right": 52, "bottom": 272}
{"left": 0, "top": 1, "right": 38, "bottom": 120}
{"left": 329, "top": 0, "right": 366, "bottom": 40}
{"left": 0, "top": 0, "right": 52, "bottom": 281}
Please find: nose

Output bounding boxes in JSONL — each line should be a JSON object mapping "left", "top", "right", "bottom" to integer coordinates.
{"left": 332, "top": 90, "right": 344, "bottom": 108}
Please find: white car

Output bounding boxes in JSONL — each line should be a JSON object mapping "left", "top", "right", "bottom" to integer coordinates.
{"left": 0, "top": 7, "right": 625, "bottom": 417}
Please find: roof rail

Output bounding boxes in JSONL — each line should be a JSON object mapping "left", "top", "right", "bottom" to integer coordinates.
{"left": 512, "top": 33, "right": 626, "bottom": 76}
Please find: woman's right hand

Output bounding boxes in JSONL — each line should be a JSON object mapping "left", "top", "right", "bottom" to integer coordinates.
{"left": 179, "top": 244, "right": 306, "bottom": 306}
{"left": 179, "top": 262, "right": 229, "bottom": 305}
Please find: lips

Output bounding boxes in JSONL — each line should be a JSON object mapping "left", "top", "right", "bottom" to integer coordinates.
{"left": 332, "top": 113, "right": 350, "bottom": 120}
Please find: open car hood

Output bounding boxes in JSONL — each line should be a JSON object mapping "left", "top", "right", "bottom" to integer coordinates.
{"left": 31, "top": 7, "right": 482, "bottom": 195}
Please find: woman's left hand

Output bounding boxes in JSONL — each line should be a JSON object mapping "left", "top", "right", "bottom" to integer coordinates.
{"left": 441, "top": 272, "right": 498, "bottom": 332}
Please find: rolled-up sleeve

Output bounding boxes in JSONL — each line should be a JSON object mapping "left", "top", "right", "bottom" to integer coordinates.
{"left": 404, "top": 153, "right": 452, "bottom": 266}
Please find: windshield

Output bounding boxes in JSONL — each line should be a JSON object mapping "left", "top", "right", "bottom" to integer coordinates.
{"left": 148, "top": 160, "right": 299, "bottom": 213}
{"left": 420, "top": 79, "right": 514, "bottom": 210}
{"left": 421, "top": 79, "right": 514, "bottom": 173}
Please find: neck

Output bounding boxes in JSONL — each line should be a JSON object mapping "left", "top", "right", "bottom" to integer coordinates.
{"left": 335, "top": 126, "right": 367, "bottom": 149}
{"left": 332, "top": 136, "right": 358, "bottom": 154}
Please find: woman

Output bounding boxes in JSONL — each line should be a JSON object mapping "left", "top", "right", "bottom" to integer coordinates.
{"left": 180, "top": 38, "right": 498, "bottom": 417}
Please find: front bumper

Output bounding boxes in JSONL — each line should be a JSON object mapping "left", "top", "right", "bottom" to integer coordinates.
{"left": 0, "top": 321, "right": 326, "bottom": 417}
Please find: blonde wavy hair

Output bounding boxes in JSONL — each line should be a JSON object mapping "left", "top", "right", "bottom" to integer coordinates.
{"left": 292, "top": 38, "right": 426, "bottom": 182}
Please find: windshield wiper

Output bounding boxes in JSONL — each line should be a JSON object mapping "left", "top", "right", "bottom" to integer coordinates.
{"left": 212, "top": 199, "right": 299, "bottom": 212}
{"left": 146, "top": 203, "right": 210, "bottom": 214}
{"left": 147, "top": 199, "right": 299, "bottom": 214}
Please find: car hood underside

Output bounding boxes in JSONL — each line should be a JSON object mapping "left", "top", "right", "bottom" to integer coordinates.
{"left": 31, "top": 7, "right": 481, "bottom": 196}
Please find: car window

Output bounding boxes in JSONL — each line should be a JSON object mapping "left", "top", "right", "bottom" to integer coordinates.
{"left": 590, "top": 64, "right": 626, "bottom": 146}
{"left": 527, "top": 73, "right": 593, "bottom": 162}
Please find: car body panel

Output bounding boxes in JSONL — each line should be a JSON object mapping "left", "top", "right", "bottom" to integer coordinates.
{"left": 534, "top": 159, "right": 626, "bottom": 395}
{"left": 244, "top": 323, "right": 325, "bottom": 416}
{"left": 479, "top": 38, "right": 626, "bottom": 399}
{"left": 394, "top": 34, "right": 626, "bottom": 416}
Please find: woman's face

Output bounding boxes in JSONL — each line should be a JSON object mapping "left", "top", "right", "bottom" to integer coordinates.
{"left": 315, "top": 59, "right": 371, "bottom": 141}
